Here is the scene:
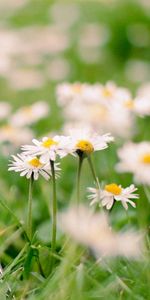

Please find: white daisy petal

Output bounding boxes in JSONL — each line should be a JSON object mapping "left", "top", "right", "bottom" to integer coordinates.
{"left": 8, "top": 153, "right": 60, "bottom": 180}
{"left": 88, "top": 182, "right": 138, "bottom": 211}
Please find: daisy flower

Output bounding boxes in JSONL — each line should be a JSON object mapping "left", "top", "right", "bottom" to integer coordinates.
{"left": 59, "top": 206, "right": 143, "bottom": 258}
{"left": 56, "top": 82, "right": 100, "bottom": 106}
{"left": 137, "top": 82, "right": 150, "bottom": 97}
{"left": 116, "top": 142, "right": 150, "bottom": 185}
{"left": 10, "top": 101, "right": 50, "bottom": 127}
{"left": 8, "top": 153, "right": 60, "bottom": 180}
{"left": 56, "top": 82, "right": 134, "bottom": 138}
{"left": 133, "top": 96, "right": 150, "bottom": 116}
{"left": 88, "top": 183, "right": 138, "bottom": 210}
{"left": 56, "top": 82, "right": 84, "bottom": 106}
{"left": 99, "top": 81, "right": 131, "bottom": 105}
{"left": 0, "top": 125, "right": 33, "bottom": 147}
{"left": 21, "top": 135, "right": 73, "bottom": 162}
{"left": 69, "top": 128, "right": 114, "bottom": 156}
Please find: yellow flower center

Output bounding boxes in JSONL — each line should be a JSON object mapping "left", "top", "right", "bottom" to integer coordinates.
{"left": 72, "top": 84, "right": 82, "bottom": 94}
{"left": 104, "top": 183, "right": 122, "bottom": 195}
{"left": 102, "top": 88, "right": 112, "bottom": 98}
{"left": 140, "top": 153, "right": 150, "bottom": 164}
{"left": 28, "top": 157, "right": 42, "bottom": 168}
{"left": 124, "top": 100, "right": 134, "bottom": 109}
{"left": 42, "top": 138, "right": 58, "bottom": 148}
{"left": 22, "top": 107, "right": 33, "bottom": 116}
{"left": 2, "top": 125, "right": 14, "bottom": 133}
{"left": 76, "top": 140, "right": 94, "bottom": 154}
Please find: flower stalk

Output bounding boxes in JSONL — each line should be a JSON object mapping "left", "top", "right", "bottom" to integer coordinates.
{"left": 87, "top": 155, "right": 99, "bottom": 188}
{"left": 50, "top": 159, "right": 57, "bottom": 271}
{"left": 77, "top": 154, "right": 84, "bottom": 205}
{"left": 27, "top": 174, "right": 34, "bottom": 241}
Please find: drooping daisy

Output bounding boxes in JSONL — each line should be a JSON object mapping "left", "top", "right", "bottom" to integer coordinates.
{"left": 21, "top": 135, "right": 73, "bottom": 163}
{"left": 59, "top": 206, "right": 143, "bottom": 258}
{"left": 8, "top": 153, "right": 60, "bottom": 180}
{"left": 69, "top": 128, "right": 114, "bottom": 156}
{"left": 116, "top": 142, "right": 150, "bottom": 185}
{"left": 10, "top": 101, "right": 50, "bottom": 127}
{"left": 88, "top": 183, "right": 138, "bottom": 210}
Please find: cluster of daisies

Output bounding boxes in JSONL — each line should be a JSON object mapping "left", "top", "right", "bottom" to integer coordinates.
{"left": 8, "top": 126, "right": 148, "bottom": 212}
{"left": 7, "top": 80, "right": 150, "bottom": 259}
{"left": 8, "top": 129, "right": 113, "bottom": 180}
{"left": 56, "top": 81, "right": 150, "bottom": 138}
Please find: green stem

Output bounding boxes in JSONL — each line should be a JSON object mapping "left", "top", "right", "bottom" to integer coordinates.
{"left": 87, "top": 155, "right": 99, "bottom": 188}
{"left": 50, "top": 160, "right": 57, "bottom": 271}
{"left": 27, "top": 175, "right": 34, "bottom": 241}
{"left": 77, "top": 155, "right": 84, "bottom": 205}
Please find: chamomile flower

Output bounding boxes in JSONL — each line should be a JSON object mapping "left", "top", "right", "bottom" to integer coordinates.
{"left": 10, "top": 101, "right": 50, "bottom": 127}
{"left": 134, "top": 96, "right": 150, "bottom": 116}
{"left": 56, "top": 82, "right": 100, "bottom": 106}
{"left": 56, "top": 81, "right": 135, "bottom": 138}
{"left": 21, "top": 135, "right": 73, "bottom": 162}
{"left": 8, "top": 153, "right": 60, "bottom": 180}
{"left": 0, "top": 124, "right": 33, "bottom": 146}
{"left": 116, "top": 142, "right": 150, "bottom": 185}
{"left": 99, "top": 81, "right": 131, "bottom": 106}
{"left": 59, "top": 206, "right": 143, "bottom": 258}
{"left": 88, "top": 183, "right": 138, "bottom": 210}
{"left": 69, "top": 128, "right": 114, "bottom": 156}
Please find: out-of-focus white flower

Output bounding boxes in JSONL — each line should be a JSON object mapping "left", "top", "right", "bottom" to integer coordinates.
{"left": 125, "top": 60, "right": 150, "bottom": 83}
{"left": 8, "top": 69, "right": 45, "bottom": 90}
{"left": 10, "top": 101, "right": 50, "bottom": 127}
{"left": 88, "top": 183, "right": 138, "bottom": 210}
{"left": 56, "top": 81, "right": 135, "bottom": 138}
{"left": 116, "top": 142, "right": 150, "bottom": 185}
{"left": 133, "top": 82, "right": 150, "bottom": 116}
{"left": 133, "top": 96, "right": 150, "bottom": 116}
{"left": 47, "top": 57, "right": 70, "bottom": 81}
{"left": 56, "top": 82, "right": 100, "bottom": 106}
{"left": 56, "top": 81, "right": 131, "bottom": 107}
{"left": 137, "top": 82, "right": 150, "bottom": 97}
{"left": 59, "top": 206, "right": 143, "bottom": 258}
{"left": 21, "top": 135, "right": 73, "bottom": 162}
{"left": 17, "top": 25, "right": 70, "bottom": 56}
{"left": 0, "top": 125, "right": 33, "bottom": 146}
{"left": 78, "top": 23, "right": 110, "bottom": 49}
{"left": 0, "top": 102, "right": 11, "bottom": 120}
{"left": 8, "top": 154, "right": 60, "bottom": 180}
{"left": 50, "top": 3, "right": 80, "bottom": 28}
{"left": 0, "top": 0, "right": 27, "bottom": 13}
{"left": 99, "top": 81, "right": 131, "bottom": 106}
{"left": 69, "top": 128, "right": 114, "bottom": 155}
